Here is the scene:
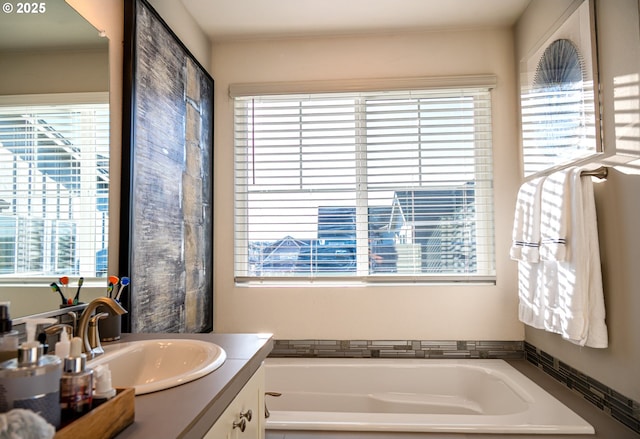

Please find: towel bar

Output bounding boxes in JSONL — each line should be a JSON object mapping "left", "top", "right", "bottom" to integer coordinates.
{"left": 581, "top": 166, "right": 608, "bottom": 179}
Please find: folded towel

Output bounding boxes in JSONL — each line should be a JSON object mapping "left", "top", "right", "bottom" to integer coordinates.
{"left": 0, "top": 409, "right": 55, "bottom": 439}
{"left": 510, "top": 176, "right": 546, "bottom": 262}
{"left": 539, "top": 168, "right": 573, "bottom": 261}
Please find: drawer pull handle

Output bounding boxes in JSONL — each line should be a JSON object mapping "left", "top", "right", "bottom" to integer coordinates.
{"left": 240, "top": 409, "right": 252, "bottom": 422}
{"left": 233, "top": 418, "right": 246, "bottom": 432}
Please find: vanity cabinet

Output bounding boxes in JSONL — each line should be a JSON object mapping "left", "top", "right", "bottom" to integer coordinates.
{"left": 204, "top": 365, "right": 265, "bottom": 439}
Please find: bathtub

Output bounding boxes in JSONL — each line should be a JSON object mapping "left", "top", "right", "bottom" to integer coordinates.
{"left": 264, "top": 358, "right": 594, "bottom": 435}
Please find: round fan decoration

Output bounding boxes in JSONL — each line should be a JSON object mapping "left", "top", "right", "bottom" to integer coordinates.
{"left": 533, "top": 39, "right": 584, "bottom": 88}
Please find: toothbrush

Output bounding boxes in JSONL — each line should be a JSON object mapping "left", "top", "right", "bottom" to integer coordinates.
{"left": 59, "top": 276, "right": 69, "bottom": 301}
{"left": 73, "top": 277, "right": 84, "bottom": 305}
{"left": 114, "top": 276, "right": 130, "bottom": 302}
{"left": 107, "top": 275, "right": 119, "bottom": 298}
{"left": 50, "top": 282, "right": 66, "bottom": 305}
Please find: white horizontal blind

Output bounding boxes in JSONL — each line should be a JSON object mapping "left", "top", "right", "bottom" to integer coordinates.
{"left": 520, "top": 81, "right": 598, "bottom": 177}
{"left": 0, "top": 99, "right": 109, "bottom": 278}
{"left": 234, "top": 88, "right": 495, "bottom": 283}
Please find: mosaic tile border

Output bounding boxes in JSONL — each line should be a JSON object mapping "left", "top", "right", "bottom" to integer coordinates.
{"left": 269, "top": 339, "right": 524, "bottom": 359}
{"left": 525, "top": 342, "right": 640, "bottom": 435}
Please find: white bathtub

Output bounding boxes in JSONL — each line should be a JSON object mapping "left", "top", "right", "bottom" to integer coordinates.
{"left": 264, "top": 358, "right": 594, "bottom": 435}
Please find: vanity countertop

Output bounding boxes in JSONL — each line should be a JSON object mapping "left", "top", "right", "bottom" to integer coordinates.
{"left": 112, "top": 332, "right": 273, "bottom": 439}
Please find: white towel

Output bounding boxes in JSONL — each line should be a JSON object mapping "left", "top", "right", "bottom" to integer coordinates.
{"left": 539, "top": 168, "right": 572, "bottom": 261}
{"left": 544, "top": 168, "right": 608, "bottom": 347}
{"left": 0, "top": 409, "right": 55, "bottom": 439}
{"left": 510, "top": 176, "right": 546, "bottom": 262}
{"left": 517, "top": 260, "right": 547, "bottom": 330}
{"left": 516, "top": 167, "right": 608, "bottom": 348}
{"left": 512, "top": 176, "right": 547, "bottom": 329}
{"left": 563, "top": 169, "right": 607, "bottom": 347}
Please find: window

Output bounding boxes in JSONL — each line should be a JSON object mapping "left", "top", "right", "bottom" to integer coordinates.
{"left": 0, "top": 95, "right": 109, "bottom": 278}
{"left": 520, "top": 39, "right": 598, "bottom": 176}
{"left": 233, "top": 86, "right": 494, "bottom": 283}
{"left": 518, "top": 0, "right": 601, "bottom": 178}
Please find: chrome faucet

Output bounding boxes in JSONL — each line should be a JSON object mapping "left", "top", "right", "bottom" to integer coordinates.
{"left": 77, "top": 297, "right": 127, "bottom": 359}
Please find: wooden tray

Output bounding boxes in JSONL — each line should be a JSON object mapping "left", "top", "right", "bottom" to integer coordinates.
{"left": 55, "top": 388, "right": 134, "bottom": 439}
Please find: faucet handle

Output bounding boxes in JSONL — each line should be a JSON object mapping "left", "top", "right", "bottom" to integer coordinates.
{"left": 88, "top": 312, "right": 109, "bottom": 358}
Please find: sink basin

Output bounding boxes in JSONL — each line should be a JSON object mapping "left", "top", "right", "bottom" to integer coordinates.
{"left": 87, "top": 339, "right": 226, "bottom": 395}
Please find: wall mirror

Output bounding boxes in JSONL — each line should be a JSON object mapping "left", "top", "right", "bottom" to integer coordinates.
{"left": 0, "top": 2, "right": 109, "bottom": 318}
{"left": 519, "top": 0, "right": 602, "bottom": 178}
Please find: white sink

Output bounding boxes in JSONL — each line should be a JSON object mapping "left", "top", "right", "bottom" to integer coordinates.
{"left": 87, "top": 339, "right": 226, "bottom": 395}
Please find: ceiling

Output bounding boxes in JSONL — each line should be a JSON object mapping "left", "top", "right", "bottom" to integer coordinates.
{"left": 181, "top": 0, "right": 532, "bottom": 42}
{"left": 0, "top": 0, "right": 105, "bottom": 51}
{"left": 0, "top": 0, "right": 533, "bottom": 52}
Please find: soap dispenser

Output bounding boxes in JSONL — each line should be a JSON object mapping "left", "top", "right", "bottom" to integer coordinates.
{"left": 0, "top": 302, "right": 19, "bottom": 363}
{"left": 0, "top": 318, "right": 62, "bottom": 428}
{"left": 60, "top": 337, "right": 93, "bottom": 420}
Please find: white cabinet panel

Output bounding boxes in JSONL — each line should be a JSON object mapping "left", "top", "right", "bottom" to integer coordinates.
{"left": 204, "top": 365, "right": 265, "bottom": 439}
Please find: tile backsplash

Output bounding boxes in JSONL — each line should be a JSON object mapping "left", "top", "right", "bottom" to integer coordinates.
{"left": 270, "top": 339, "right": 524, "bottom": 359}
{"left": 525, "top": 342, "right": 640, "bottom": 435}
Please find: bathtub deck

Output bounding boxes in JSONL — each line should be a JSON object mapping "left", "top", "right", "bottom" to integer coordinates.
{"left": 266, "top": 359, "right": 640, "bottom": 439}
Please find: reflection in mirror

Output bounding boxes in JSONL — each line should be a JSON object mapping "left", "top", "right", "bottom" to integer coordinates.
{"left": 0, "top": 1, "right": 109, "bottom": 318}
{"left": 520, "top": 0, "right": 601, "bottom": 177}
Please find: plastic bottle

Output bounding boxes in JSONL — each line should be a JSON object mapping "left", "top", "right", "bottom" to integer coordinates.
{"left": 0, "top": 302, "right": 19, "bottom": 363}
{"left": 92, "top": 364, "right": 116, "bottom": 405}
{"left": 54, "top": 328, "right": 71, "bottom": 361}
{"left": 60, "top": 337, "right": 93, "bottom": 421}
{"left": 0, "top": 317, "right": 62, "bottom": 428}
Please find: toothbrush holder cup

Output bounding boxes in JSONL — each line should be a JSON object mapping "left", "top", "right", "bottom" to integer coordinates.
{"left": 96, "top": 305, "right": 122, "bottom": 342}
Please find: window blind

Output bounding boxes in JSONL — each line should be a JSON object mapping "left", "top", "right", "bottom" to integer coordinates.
{"left": 234, "top": 87, "right": 495, "bottom": 283}
{"left": 520, "top": 82, "right": 599, "bottom": 177}
{"left": 0, "top": 99, "right": 109, "bottom": 278}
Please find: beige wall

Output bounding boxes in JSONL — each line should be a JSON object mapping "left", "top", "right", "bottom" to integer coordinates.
{"left": 0, "top": 49, "right": 108, "bottom": 95}
{"left": 210, "top": 29, "right": 523, "bottom": 340}
{"left": 147, "top": 0, "right": 211, "bottom": 71}
{"left": 515, "top": 0, "right": 640, "bottom": 402}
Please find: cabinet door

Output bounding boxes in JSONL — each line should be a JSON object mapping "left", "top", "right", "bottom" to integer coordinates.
{"left": 204, "top": 365, "right": 265, "bottom": 439}
{"left": 204, "top": 411, "right": 233, "bottom": 439}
